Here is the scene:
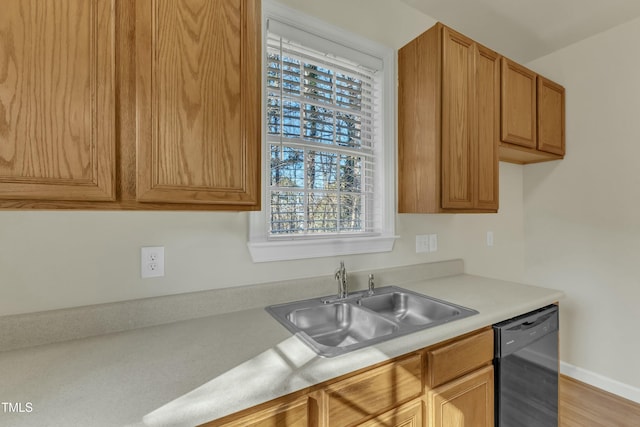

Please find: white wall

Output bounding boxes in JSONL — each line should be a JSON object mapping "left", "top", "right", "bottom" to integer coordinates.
{"left": 525, "top": 16, "right": 640, "bottom": 390}
{"left": 0, "top": 0, "right": 525, "bottom": 317}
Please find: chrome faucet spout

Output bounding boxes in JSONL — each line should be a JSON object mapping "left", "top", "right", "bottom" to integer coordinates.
{"left": 335, "top": 261, "right": 348, "bottom": 299}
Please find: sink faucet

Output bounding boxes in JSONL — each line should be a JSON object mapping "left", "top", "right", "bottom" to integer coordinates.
{"left": 335, "top": 261, "right": 348, "bottom": 299}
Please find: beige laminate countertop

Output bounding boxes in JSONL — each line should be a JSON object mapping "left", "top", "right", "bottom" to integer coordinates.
{"left": 0, "top": 274, "right": 563, "bottom": 427}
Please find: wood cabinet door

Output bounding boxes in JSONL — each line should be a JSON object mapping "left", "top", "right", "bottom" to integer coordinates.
{"left": 537, "top": 76, "right": 565, "bottom": 155}
{"left": 474, "top": 45, "right": 499, "bottom": 211}
{"left": 429, "top": 365, "right": 494, "bottom": 427}
{"left": 427, "top": 328, "right": 493, "bottom": 388}
{"left": 0, "top": 0, "right": 116, "bottom": 201}
{"left": 135, "top": 0, "right": 260, "bottom": 207}
{"left": 397, "top": 24, "right": 441, "bottom": 214}
{"left": 325, "top": 353, "right": 423, "bottom": 427}
{"left": 501, "top": 58, "right": 537, "bottom": 149}
{"left": 208, "top": 396, "right": 309, "bottom": 427}
{"left": 359, "top": 399, "right": 423, "bottom": 427}
{"left": 441, "top": 27, "right": 475, "bottom": 210}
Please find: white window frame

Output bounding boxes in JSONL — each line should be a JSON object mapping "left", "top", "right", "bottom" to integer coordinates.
{"left": 248, "top": 0, "right": 397, "bottom": 263}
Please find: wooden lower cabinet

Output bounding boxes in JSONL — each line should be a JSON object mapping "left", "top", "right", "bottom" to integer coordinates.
{"left": 324, "top": 353, "right": 423, "bottom": 427}
{"left": 427, "top": 328, "right": 494, "bottom": 388}
{"left": 204, "top": 396, "right": 310, "bottom": 427}
{"left": 207, "top": 328, "right": 493, "bottom": 427}
{"left": 359, "top": 399, "right": 423, "bottom": 427}
{"left": 428, "top": 365, "right": 494, "bottom": 427}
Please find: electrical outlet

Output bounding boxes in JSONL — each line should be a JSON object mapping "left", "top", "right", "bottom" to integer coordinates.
{"left": 141, "top": 246, "right": 165, "bottom": 278}
{"left": 416, "top": 235, "right": 430, "bottom": 253}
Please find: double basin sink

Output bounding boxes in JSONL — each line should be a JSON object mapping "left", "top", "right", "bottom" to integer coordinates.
{"left": 266, "top": 286, "right": 478, "bottom": 357}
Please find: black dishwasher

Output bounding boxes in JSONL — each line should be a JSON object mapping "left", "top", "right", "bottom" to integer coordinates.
{"left": 493, "top": 304, "right": 559, "bottom": 427}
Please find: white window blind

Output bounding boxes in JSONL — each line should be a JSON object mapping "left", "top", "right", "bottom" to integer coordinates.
{"left": 266, "top": 19, "right": 383, "bottom": 239}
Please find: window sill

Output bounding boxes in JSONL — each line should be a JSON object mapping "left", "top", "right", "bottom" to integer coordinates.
{"left": 247, "top": 235, "right": 398, "bottom": 263}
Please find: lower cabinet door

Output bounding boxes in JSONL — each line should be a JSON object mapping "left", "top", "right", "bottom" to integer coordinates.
{"left": 428, "top": 365, "right": 494, "bottom": 427}
{"left": 210, "top": 396, "right": 309, "bottom": 427}
{"left": 358, "top": 399, "right": 423, "bottom": 427}
{"left": 325, "top": 353, "right": 423, "bottom": 427}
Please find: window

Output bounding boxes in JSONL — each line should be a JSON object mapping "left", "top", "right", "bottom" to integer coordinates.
{"left": 248, "top": 2, "right": 396, "bottom": 262}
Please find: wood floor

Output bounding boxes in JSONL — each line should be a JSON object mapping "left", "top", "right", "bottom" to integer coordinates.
{"left": 560, "top": 374, "right": 640, "bottom": 426}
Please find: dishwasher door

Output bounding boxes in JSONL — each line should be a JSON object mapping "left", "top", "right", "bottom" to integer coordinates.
{"left": 493, "top": 305, "right": 559, "bottom": 427}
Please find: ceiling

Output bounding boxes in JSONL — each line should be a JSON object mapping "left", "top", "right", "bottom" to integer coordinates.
{"left": 400, "top": 0, "right": 640, "bottom": 63}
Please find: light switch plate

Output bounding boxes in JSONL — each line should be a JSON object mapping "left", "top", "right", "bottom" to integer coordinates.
{"left": 487, "top": 231, "right": 494, "bottom": 247}
{"left": 416, "top": 235, "right": 430, "bottom": 253}
{"left": 429, "top": 234, "right": 438, "bottom": 252}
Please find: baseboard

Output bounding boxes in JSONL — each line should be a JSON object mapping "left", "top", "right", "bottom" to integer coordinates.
{"left": 560, "top": 361, "right": 640, "bottom": 404}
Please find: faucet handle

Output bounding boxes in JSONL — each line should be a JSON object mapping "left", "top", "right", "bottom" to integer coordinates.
{"left": 368, "top": 274, "right": 375, "bottom": 295}
{"left": 335, "top": 260, "right": 345, "bottom": 277}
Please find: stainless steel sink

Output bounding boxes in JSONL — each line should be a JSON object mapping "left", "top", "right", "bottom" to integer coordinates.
{"left": 288, "top": 303, "right": 398, "bottom": 348}
{"left": 358, "top": 290, "right": 463, "bottom": 326}
{"left": 266, "top": 286, "right": 478, "bottom": 357}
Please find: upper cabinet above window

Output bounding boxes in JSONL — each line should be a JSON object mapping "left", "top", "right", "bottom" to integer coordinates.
{"left": 0, "top": 0, "right": 261, "bottom": 210}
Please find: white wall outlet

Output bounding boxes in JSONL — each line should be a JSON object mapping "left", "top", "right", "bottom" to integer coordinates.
{"left": 141, "top": 246, "right": 165, "bottom": 278}
{"left": 429, "top": 234, "right": 438, "bottom": 252}
{"left": 416, "top": 235, "right": 430, "bottom": 253}
{"left": 487, "top": 231, "right": 494, "bottom": 247}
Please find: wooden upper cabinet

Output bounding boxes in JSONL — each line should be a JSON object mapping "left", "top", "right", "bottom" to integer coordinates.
{"left": 474, "top": 44, "right": 500, "bottom": 211}
{"left": 0, "top": 0, "right": 261, "bottom": 210}
{"left": 500, "top": 57, "right": 566, "bottom": 164}
{"left": 501, "top": 58, "right": 537, "bottom": 149}
{"left": 135, "top": 0, "right": 260, "bottom": 207}
{"left": 537, "top": 76, "right": 565, "bottom": 156}
{"left": 441, "top": 27, "right": 475, "bottom": 210}
{"left": 398, "top": 23, "right": 499, "bottom": 213}
{"left": 0, "top": 0, "right": 116, "bottom": 201}
{"left": 441, "top": 30, "right": 499, "bottom": 211}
